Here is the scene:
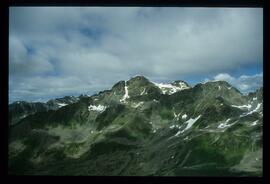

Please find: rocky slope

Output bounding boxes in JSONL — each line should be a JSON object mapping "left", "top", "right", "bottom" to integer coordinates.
{"left": 8, "top": 76, "right": 263, "bottom": 176}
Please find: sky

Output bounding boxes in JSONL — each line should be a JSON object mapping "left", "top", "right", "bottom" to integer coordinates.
{"left": 9, "top": 7, "right": 263, "bottom": 103}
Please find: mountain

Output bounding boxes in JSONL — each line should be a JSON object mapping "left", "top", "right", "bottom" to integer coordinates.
{"left": 8, "top": 76, "right": 263, "bottom": 176}
{"left": 9, "top": 101, "right": 48, "bottom": 126}
{"left": 9, "top": 96, "right": 80, "bottom": 126}
{"left": 46, "top": 96, "right": 79, "bottom": 110}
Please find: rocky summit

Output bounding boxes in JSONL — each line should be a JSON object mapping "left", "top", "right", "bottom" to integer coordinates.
{"left": 8, "top": 76, "right": 263, "bottom": 176}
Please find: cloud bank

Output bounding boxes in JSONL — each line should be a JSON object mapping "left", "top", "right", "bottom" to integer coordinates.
{"left": 9, "top": 7, "right": 263, "bottom": 102}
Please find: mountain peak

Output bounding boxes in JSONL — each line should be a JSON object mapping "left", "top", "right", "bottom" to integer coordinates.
{"left": 111, "top": 80, "right": 125, "bottom": 91}
{"left": 203, "top": 80, "right": 231, "bottom": 86}
{"left": 171, "top": 80, "right": 190, "bottom": 88}
{"left": 198, "top": 80, "right": 234, "bottom": 91}
{"left": 128, "top": 75, "right": 149, "bottom": 82}
{"left": 153, "top": 80, "right": 190, "bottom": 95}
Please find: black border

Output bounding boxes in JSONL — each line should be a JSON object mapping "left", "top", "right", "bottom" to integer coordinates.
{"left": 1, "top": 1, "right": 268, "bottom": 184}
{"left": 8, "top": 0, "right": 264, "bottom": 7}
{"left": 1, "top": 0, "right": 9, "bottom": 179}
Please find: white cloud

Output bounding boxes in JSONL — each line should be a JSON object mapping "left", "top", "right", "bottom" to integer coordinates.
{"left": 212, "top": 73, "right": 262, "bottom": 93}
{"left": 213, "top": 73, "right": 235, "bottom": 83}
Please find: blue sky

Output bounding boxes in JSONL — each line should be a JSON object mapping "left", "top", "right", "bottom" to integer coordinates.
{"left": 9, "top": 7, "right": 263, "bottom": 103}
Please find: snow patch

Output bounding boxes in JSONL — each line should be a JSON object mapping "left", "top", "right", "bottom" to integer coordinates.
{"left": 132, "top": 102, "right": 144, "bottom": 108}
{"left": 218, "top": 120, "right": 237, "bottom": 129}
{"left": 251, "top": 120, "right": 259, "bottom": 126}
{"left": 182, "top": 114, "right": 187, "bottom": 119}
{"left": 140, "top": 88, "right": 147, "bottom": 95}
{"left": 153, "top": 82, "right": 189, "bottom": 95}
{"left": 245, "top": 103, "right": 262, "bottom": 115}
{"left": 183, "top": 136, "right": 189, "bottom": 140}
{"left": 240, "top": 103, "right": 262, "bottom": 117}
{"left": 218, "top": 123, "right": 231, "bottom": 129}
{"left": 225, "top": 118, "right": 231, "bottom": 123}
{"left": 183, "top": 115, "right": 201, "bottom": 131}
{"left": 174, "top": 112, "right": 181, "bottom": 121}
{"left": 175, "top": 130, "right": 182, "bottom": 137}
{"left": 57, "top": 103, "right": 68, "bottom": 107}
{"left": 174, "top": 115, "right": 201, "bottom": 136}
{"left": 120, "top": 81, "right": 130, "bottom": 103}
{"left": 231, "top": 104, "right": 252, "bottom": 109}
{"left": 253, "top": 97, "right": 257, "bottom": 101}
{"left": 179, "top": 82, "right": 188, "bottom": 89}
{"left": 169, "top": 125, "right": 176, "bottom": 129}
{"left": 88, "top": 104, "right": 106, "bottom": 112}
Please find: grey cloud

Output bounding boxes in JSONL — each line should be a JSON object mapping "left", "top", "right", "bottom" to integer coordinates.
{"left": 9, "top": 7, "right": 263, "bottom": 102}
{"left": 9, "top": 35, "right": 54, "bottom": 76}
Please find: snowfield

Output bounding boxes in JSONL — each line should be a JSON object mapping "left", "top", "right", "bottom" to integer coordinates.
{"left": 153, "top": 81, "right": 190, "bottom": 95}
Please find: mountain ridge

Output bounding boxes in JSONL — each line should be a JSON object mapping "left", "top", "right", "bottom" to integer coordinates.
{"left": 8, "top": 76, "right": 263, "bottom": 176}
